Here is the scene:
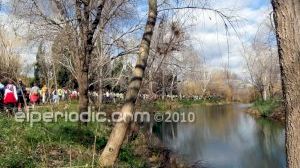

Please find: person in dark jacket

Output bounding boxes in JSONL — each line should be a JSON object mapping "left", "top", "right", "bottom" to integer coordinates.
{"left": 0, "top": 79, "right": 5, "bottom": 111}
{"left": 17, "top": 79, "right": 27, "bottom": 111}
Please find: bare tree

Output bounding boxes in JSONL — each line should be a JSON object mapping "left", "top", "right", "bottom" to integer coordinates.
{"left": 12, "top": 0, "right": 138, "bottom": 124}
{"left": 244, "top": 19, "right": 280, "bottom": 100}
{"left": 179, "top": 47, "right": 211, "bottom": 98}
{"left": 0, "top": 27, "right": 22, "bottom": 80}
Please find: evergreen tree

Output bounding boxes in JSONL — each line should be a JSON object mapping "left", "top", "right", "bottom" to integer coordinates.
{"left": 34, "top": 43, "right": 45, "bottom": 85}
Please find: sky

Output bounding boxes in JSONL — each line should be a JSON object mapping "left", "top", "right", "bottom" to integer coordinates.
{"left": 0, "top": 0, "right": 273, "bottom": 78}
{"left": 0, "top": 0, "right": 38, "bottom": 71}
{"left": 183, "top": 0, "right": 273, "bottom": 77}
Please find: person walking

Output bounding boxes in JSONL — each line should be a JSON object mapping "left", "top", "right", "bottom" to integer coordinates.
{"left": 30, "top": 83, "right": 40, "bottom": 109}
{"left": 52, "top": 89, "right": 59, "bottom": 104}
{"left": 3, "top": 80, "right": 18, "bottom": 115}
{"left": 57, "top": 88, "right": 63, "bottom": 101}
{"left": 17, "top": 80, "right": 27, "bottom": 111}
{"left": 41, "top": 85, "right": 48, "bottom": 104}
{"left": 0, "top": 80, "right": 5, "bottom": 111}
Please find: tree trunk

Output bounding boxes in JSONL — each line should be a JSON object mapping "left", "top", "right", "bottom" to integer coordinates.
{"left": 75, "top": 0, "right": 106, "bottom": 125}
{"left": 99, "top": 0, "right": 157, "bottom": 166}
{"left": 78, "top": 66, "right": 89, "bottom": 125}
{"left": 162, "top": 69, "right": 166, "bottom": 100}
{"left": 170, "top": 74, "right": 175, "bottom": 101}
{"left": 272, "top": 0, "right": 300, "bottom": 167}
{"left": 98, "top": 70, "right": 103, "bottom": 112}
{"left": 149, "top": 70, "right": 154, "bottom": 96}
{"left": 263, "top": 85, "right": 267, "bottom": 101}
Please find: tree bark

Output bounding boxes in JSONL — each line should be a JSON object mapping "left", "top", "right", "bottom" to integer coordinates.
{"left": 75, "top": 0, "right": 106, "bottom": 125}
{"left": 162, "top": 69, "right": 166, "bottom": 100}
{"left": 263, "top": 85, "right": 267, "bottom": 101}
{"left": 170, "top": 74, "right": 175, "bottom": 101}
{"left": 78, "top": 66, "right": 89, "bottom": 123}
{"left": 98, "top": 68, "right": 103, "bottom": 111}
{"left": 272, "top": 0, "right": 300, "bottom": 167}
{"left": 99, "top": 0, "right": 157, "bottom": 166}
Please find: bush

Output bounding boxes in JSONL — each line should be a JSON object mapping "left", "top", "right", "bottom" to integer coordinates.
{"left": 253, "top": 98, "right": 281, "bottom": 117}
{"left": 119, "top": 144, "right": 146, "bottom": 168}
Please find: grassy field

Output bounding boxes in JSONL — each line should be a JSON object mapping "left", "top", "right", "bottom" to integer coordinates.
{"left": 0, "top": 101, "right": 148, "bottom": 168}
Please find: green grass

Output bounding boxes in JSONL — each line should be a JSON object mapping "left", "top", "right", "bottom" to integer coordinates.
{"left": 153, "top": 100, "right": 174, "bottom": 111}
{"left": 152, "top": 98, "right": 226, "bottom": 111}
{"left": 178, "top": 98, "right": 224, "bottom": 106}
{"left": 118, "top": 144, "right": 147, "bottom": 167}
{"left": 0, "top": 108, "right": 146, "bottom": 167}
{"left": 179, "top": 99, "right": 205, "bottom": 106}
{"left": 253, "top": 98, "right": 281, "bottom": 117}
{"left": 0, "top": 113, "right": 110, "bottom": 167}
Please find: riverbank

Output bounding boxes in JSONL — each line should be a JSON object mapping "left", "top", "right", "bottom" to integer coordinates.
{"left": 149, "top": 98, "right": 230, "bottom": 111}
{"left": 0, "top": 114, "right": 187, "bottom": 167}
{"left": 247, "top": 99, "right": 285, "bottom": 123}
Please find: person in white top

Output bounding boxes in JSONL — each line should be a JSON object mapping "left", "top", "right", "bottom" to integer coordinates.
{"left": 3, "top": 80, "right": 18, "bottom": 114}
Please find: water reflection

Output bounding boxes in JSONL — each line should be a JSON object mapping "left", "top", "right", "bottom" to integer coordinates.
{"left": 152, "top": 104, "right": 286, "bottom": 168}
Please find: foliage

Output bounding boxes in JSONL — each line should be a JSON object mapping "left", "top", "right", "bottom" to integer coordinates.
{"left": 57, "top": 65, "right": 74, "bottom": 88}
{"left": 118, "top": 144, "right": 147, "bottom": 168}
{"left": 34, "top": 43, "right": 45, "bottom": 85}
{"left": 253, "top": 98, "right": 281, "bottom": 117}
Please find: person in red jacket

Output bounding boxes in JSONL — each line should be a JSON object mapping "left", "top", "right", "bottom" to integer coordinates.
{"left": 3, "top": 80, "right": 18, "bottom": 114}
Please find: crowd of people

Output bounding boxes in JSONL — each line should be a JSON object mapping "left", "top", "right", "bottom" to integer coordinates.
{"left": 0, "top": 79, "right": 79, "bottom": 113}
{"left": 0, "top": 78, "right": 131, "bottom": 115}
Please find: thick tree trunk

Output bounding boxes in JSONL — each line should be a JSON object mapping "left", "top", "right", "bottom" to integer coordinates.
{"left": 272, "top": 0, "right": 300, "bottom": 167}
{"left": 78, "top": 68, "right": 89, "bottom": 124}
{"left": 75, "top": 0, "right": 106, "bottom": 125}
{"left": 99, "top": 0, "right": 157, "bottom": 166}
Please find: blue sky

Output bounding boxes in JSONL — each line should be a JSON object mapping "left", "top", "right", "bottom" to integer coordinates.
{"left": 0, "top": 1, "right": 9, "bottom": 13}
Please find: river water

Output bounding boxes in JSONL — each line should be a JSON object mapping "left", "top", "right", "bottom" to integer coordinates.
{"left": 152, "top": 104, "right": 286, "bottom": 168}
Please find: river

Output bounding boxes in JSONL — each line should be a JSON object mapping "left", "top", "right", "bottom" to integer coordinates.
{"left": 151, "top": 104, "right": 286, "bottom": 168}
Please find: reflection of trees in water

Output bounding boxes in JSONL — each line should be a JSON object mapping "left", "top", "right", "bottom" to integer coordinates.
{"left": 153, "top": 105, "right": 241, "bottom": 141}
{"left": 240, "top": 119, "right": 286, "bottom": 167}
{"left": 150, "top": 104, "right": 285, "bottom": 167}
{"left": 154, "top": 121, "right": 178, "bottom": 142}
{"left": 192, "top": 105, "right": 241, "bottom": 139}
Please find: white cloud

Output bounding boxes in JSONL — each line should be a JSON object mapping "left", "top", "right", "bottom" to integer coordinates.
{"left": 0, "top": 11, "right": 37, "bottom": 69}
{"left": 181, "top": 0, "right": 273, "bottom": 77}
